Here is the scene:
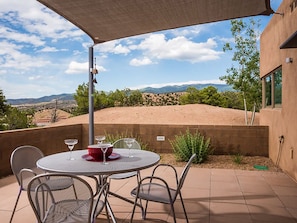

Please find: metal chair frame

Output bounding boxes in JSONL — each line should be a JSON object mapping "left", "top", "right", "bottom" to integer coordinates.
{"left": 9, "top": 145, "right": 74, "bottom": 223}
{"left": 109, "top": 138, "right": 142, "bottom": 182}
{"left": 27, "top": 173, "right": 110, "bottom": 223}
{"left": 130, "top": 153, "right": 197, "bottom": 223}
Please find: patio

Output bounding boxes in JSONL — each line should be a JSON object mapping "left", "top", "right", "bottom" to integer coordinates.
{"left": 1, "top": 165, "right": 297, "bottom": 223}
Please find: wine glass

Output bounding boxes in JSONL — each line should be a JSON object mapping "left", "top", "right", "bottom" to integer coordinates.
{"left": 100, "top": 143, "right": 109, "bottom": 165}
{"left": 124, "top": 138, "right": 135, "bottom": 158}
{"left": 64, "top": 139, "right": 78, "bottom": 160}
{"left": 95, "top": 135, "right": 106, "bottom": 144}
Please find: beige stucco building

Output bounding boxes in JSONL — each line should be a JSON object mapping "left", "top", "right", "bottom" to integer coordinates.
{"left": 260, "top": 0, "right": 297, "bottom": 180}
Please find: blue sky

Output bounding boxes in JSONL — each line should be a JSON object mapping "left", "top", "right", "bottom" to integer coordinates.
{"left": 0, "top": 0, "right": 282, "bottom": 99}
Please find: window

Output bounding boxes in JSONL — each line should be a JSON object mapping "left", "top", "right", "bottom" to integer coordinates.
{"left": 265, "top": 75, "right": 272, "bottom": 106}
{"left": 274, "top": 69, "right": 282, "bottom": 106}
{"left": 263, "top": 67, "right": 282, "bottom": 108}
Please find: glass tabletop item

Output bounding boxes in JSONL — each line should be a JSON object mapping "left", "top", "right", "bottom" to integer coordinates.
{"left": 64, "top": 139, "right": 78, "bottom": 160}
{"left": 95, "top": 135, "right": 106, "bottom": 144}
{"left": 124, "top": 138, "right": 135, "bottom": 158}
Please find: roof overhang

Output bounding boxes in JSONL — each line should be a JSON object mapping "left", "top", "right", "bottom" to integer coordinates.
{"left": 280, "top": 31, "right": 297, "bottom": 49}
{"left": 37, "top": 0, "right": 273, "bottom": 44}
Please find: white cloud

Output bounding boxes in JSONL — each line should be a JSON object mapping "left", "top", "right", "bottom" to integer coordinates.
{"left": 0, "top": 78, "right": 56, "bottom": 99}
{"left": 170, "top": 25, "right": 205, "bottom": 37}
{"left": 113, "top": 44, "right": 131, "bottom": 54}
{"left": 0, "top": 0, "right": 40, "bottom": 13}
{"left": 0, "top": 70, "right": 7, "bottom": 75}
{"left": 28, "top": 75, "right": 42, "bottom": 80}
{"left": 132, "top": 34, "right": 223, "bottom": 64}
{"left": 39, "top": 46, "right": 59, "bottom": 52}
{"left": 93, "top": 27, "right": 222, "bottom": 65}
{"left": 0, "top": 26, "right": 45, "bottom": 47}
{"left": 219, "top": 37, "right": 234, "bottom": 44}
{"left": 65, "top": 61, "right": 106, "bottom": 74}
{"left": 65, "top": 61, "right": 88, "bottom": 74}
{"left": 95, "top": 40, "right": 130, "bottom": 55}
{"left": 130, "top": 57, "right": 153, "bottom": 66}
{"left": 0, "top": 41, "right": 50, "bottom": 70}
{"left": 0, "top": 0, "right": 84, "bottom": 42}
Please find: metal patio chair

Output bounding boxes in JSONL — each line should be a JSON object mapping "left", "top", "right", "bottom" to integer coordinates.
{"left": 109, "top": 138, "right": 142, "bottom": 182}
{"left": 27, "top": 173, "right": 109, "bottom": 223}
{"left": 106, "top": 138, "right": 142, "bottom": 204}
{"left": 9, "top": 145, "right": 74, "bottom": 223}
{"left": 130, "top": 153, "right": 197, "bottom": 223}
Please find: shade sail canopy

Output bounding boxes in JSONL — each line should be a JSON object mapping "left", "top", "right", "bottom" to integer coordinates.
{"left": 37, "top": 0, "right": 273, "bottom": 44}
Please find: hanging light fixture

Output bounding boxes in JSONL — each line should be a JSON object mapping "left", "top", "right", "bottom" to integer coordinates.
{"left": 92, "top": 57, "right": 98, "bottom": 83}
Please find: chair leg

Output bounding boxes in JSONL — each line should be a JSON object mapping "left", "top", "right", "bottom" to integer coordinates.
{"left": 72, "top": 184, "right": 78, "bottom": 199}
{"left": 179, "top": 193, "right": 189, "bottom": 223}
{"left": 130, "top": 195, "right": 146, "bottom": 222}
{"left": 130, "top": 195, "right": 138, "bottom": 222}
{"left": 170, "top": 202, "right": 177, "bottom": 223}
{"left": 9, "top": 188, "right": 22, "bottom": 223}
{"left": 144, "top": 200, "right": 149, "bottom": 219}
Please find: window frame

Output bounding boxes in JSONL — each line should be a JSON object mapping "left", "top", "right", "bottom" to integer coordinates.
{"left": 262, "top": 66, "right": 282, "bottom": 108}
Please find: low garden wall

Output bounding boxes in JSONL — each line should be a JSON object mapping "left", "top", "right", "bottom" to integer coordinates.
{"left": 0, "top": 123, "right": 268, "bottom": 178}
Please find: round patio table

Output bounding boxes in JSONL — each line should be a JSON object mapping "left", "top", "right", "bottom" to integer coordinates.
{"left": 37, "top": 148, "right": 160, "bottom": 223}
{"left": 37, "top": 149, "right": 160, "bottom": 176}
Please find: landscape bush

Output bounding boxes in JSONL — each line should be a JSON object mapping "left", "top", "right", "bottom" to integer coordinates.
{"left": 170, "top": 129, "right": 212, "bottom": 164}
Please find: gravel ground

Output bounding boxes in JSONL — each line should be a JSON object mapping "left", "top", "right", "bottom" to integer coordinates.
{"left": 159, "top": 153, "right": 282, "bottom": 172}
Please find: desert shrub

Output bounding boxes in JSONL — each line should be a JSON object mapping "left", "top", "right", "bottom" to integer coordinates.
{"left": 170, "top": 129, "right": 212, "bottom": 164}
{"left": 233, "top": 153, "right": 244, "bottom": 164}
{"left": 104, "top": 131, "right": 149, "bottom": 151}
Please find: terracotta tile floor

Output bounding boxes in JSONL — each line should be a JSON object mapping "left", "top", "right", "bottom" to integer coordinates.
{"left": 1, "top": 166, "right": 297, "bottom": 223}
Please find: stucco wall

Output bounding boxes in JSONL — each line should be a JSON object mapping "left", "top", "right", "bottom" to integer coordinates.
{"left": 0, "top": 125, "right": 82, "bottom": 177}
{"left": 0, "top": 124, "right": 268, "bottom": 178}
{"left": 92, "top": 124, "right": 268, "bottom": 155}
{"left": 260, "top": 0, "right": 297, "bottom": 180}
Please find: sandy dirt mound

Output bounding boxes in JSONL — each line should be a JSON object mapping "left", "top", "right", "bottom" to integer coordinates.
{"left": 53, "top": 104, "right": 259, "bottom": 126}
{"left": 33, "top": 109, "right": 72, "bottom": 126}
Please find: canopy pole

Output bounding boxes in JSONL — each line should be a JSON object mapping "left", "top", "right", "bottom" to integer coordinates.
{"left": 88, "top": 46, "right": 94, "bottom": 145}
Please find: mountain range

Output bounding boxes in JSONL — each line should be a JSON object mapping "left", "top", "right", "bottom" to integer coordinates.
{"left": 7, "top": 83, "right": 233, "bottom": 105}
{"left": 140, "top": 83, "right": 233, "bottom": 94}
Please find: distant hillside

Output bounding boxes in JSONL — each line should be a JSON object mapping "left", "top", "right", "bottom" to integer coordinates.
{"left": 140, "top": 84, "right": 233, "bottom": 94}
{"left": 7, "top": 94, "right": 75, "bottom": 105}
{"left": 7, "top": 84, "right": 233, "bottom": 105}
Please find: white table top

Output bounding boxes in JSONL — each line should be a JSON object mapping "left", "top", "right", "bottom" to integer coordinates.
{"left": 37, "top": 149, "right": 160, "bottom": 176}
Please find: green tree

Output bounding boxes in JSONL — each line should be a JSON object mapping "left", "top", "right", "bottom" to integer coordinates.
{"left": 0, "top": 90, "right": 10, "bottom": 130}
{"left": 109, "top": 89, "right": 125, "bottom": 107}
{"left": 73, "top": 83, "right": 89, "bottom": 115}
{"left": 128, "top": 90, "right": 143, "bottom": 106}
{"left": 221, "top": 91, "right": 244, "bottom": 110}
{"left": 94, "top": 91, "right": 113, "bottom": 109}
{"left": 2, "top": 107, "right": 32, "bottom": 130}
{"left": 180, "top": 86, "right": 226, "bottom": 107}
{"left": 220, "top": 18, "right": 261, "bottom": 125}
{"left": 0, "top": 89, "right": 9, "bottom": 115}
{"left": 199, "top": 86, "right": 226, "bottom": 106}
{"left": 179, "top": 87, "right": 201, "bottom": 104}
{"left": 0, "top": 89, "right": 36, "bottom": 130}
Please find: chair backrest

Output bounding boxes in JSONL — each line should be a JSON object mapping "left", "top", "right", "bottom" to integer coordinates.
{"left": 176, "top": 153, "right": 196, "bottom": 193}
{"left": 27, "top": 173, "right": 94, "bottom": 223}
{"left": 113, "top": 138, "right": 141, "bottom": 149}
{"left": 10, "top": 145, "right": 44, "bottom": 186}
